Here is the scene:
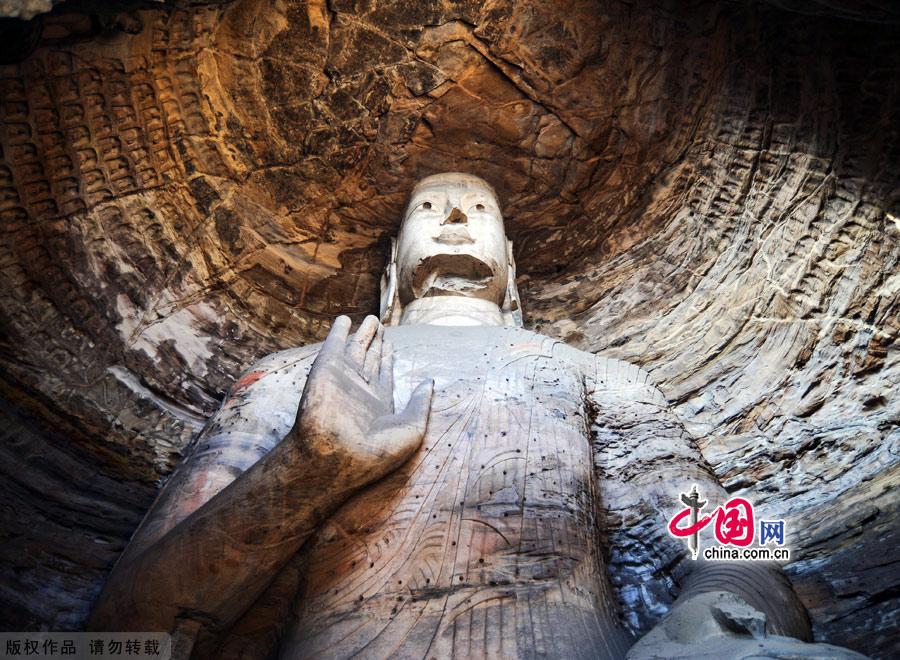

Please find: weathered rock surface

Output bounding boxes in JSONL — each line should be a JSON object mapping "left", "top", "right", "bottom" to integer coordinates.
{"left": 0, "top": 0, "right": 896, "bottom": 656}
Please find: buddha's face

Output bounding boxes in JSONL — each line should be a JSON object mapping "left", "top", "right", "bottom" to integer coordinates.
{"left": 396, "top": 173, "right": 509, "bottom": 306}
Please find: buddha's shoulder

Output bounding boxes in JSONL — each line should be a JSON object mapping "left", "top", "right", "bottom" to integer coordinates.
{"left": 224, "top": 344, "right": 323, "bottom": 403}
{"left": 541, "top": 335, "right": 668, "bottom": 406}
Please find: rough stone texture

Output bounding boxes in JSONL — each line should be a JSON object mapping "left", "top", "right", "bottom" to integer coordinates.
{"left": 0, "top": 0, "right": 53, "bottom": 21}
{"left": 0, "top": 1, "right": 234, "bottom": 21}
{"left": 0, "top": 0, "right": 896, "bottom": 656}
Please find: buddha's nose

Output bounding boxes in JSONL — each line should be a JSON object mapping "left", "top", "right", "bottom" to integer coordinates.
{"left": 442, "top": 207, "right": 468, "bottom": 225}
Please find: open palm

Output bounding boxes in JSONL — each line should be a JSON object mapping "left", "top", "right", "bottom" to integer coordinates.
{"left": 294, "top": 315, "right": 433, "bottom": 490}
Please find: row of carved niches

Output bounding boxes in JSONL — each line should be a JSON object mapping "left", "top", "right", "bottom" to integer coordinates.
{"left": 0, "top": 1, "right": 243, "bottom": 64}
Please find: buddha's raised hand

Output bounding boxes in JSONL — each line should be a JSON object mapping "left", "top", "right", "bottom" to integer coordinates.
{"left": 291, "top": 315, "right": 433, "bottom": 492}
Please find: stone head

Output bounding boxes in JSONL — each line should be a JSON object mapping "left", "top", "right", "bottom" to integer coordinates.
{"left": 380, "top": 173, "right": 522, "bottom": 326}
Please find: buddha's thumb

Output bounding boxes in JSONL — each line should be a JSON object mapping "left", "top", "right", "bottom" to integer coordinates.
{"left": 398, "top": 379, "right": 434, "bottom": 440}
{"left": 369, "top": 379, "right": 434, "bottom": 467}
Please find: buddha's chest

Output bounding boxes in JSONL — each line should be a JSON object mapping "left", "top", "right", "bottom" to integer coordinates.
{"left": 384, "top": 336, "right": 596, "bottom": 569}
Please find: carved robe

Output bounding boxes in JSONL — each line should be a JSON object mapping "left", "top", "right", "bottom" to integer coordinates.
{"left": 135, "top": 325, "right": 729, "bottom": 659}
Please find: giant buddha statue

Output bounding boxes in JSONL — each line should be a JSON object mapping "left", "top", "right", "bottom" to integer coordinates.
{"left": 89, "top": 173, "right": 861, "bottom": 659}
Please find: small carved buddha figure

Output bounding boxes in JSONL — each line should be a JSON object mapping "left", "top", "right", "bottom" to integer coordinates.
{"left": 90, "top": 173, "right": 860, "bottom": 659}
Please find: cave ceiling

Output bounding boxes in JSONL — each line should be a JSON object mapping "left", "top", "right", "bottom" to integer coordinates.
{"left": 0, "top": 0, "right": 897, "bottom": 655}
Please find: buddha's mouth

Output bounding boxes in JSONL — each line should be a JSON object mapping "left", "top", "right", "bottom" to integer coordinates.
{"left": 433, "top": 226, "right": 475, "bottom": 245}
{"left": 412, "top": 254, "right": 497, "bottom": 298}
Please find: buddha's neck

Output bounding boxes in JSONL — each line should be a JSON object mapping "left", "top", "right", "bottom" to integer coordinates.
{"left": 400, "top": 296, "right": 505, "bottom": 326}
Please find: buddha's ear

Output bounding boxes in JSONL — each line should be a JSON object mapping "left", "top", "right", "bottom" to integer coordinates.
{"left": 379, "top": 238, "right": 402, "bottom": 325}
{"left": 501, "top": 239, "right": 523, "bottom": 327}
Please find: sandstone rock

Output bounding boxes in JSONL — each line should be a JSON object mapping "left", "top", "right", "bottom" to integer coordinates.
{"left": 0, "top": 0, "right": 896, "bottom": 656}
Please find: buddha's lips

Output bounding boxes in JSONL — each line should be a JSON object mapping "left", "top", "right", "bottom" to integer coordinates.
{"left": 433, "top": 226, "right": 475, "bottom": 245}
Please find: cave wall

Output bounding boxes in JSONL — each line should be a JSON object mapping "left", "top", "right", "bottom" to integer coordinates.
{"left": 0, "top": 0, "right": 896, "bottom": 654}
{"left": 525, "top": 10, "right": 900, "bottom": 650}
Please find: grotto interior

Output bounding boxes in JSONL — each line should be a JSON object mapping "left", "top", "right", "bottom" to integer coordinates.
{"left": 0, "top": 0, "right": 897, "bottom": 656}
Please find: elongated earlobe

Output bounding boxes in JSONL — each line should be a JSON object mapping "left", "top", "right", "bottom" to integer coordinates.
{"left": 380, "top": 238, "right": 402, "bottom": 325}
{"left": 502, "top": 240, "right": 523, "bottom": 327}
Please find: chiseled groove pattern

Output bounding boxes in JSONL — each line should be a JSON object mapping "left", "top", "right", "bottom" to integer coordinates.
{"left": 527, "top": 9, "right": 899, "bottom": 654}
{"left": 0, "top": 396, "right": 154, "bottom": 630}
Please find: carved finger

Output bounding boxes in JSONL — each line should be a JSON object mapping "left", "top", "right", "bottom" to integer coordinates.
{"left": 378, "top": 341, "right": 394, "bottom": 396}
{"left": 369, "top": 378, "right": 434, "bottom": 469}
{"left": 363, "top": 323, "right": 384, "bottom": 381}
{"left": 319, "top": 315, "right": 352, "bottom": 359}
{"left": 394, "top": 378, "right": 434, "bottom": 440}
{"left": 348, "top": 315, "right": 380, "bottom": 367}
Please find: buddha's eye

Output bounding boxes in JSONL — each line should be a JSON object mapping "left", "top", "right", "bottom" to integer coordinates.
{"left": 422, "top": 201, "right": 432, "bottom": 210}
{"left": 475, "top": 203, "right": 485, "bottom": 212}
